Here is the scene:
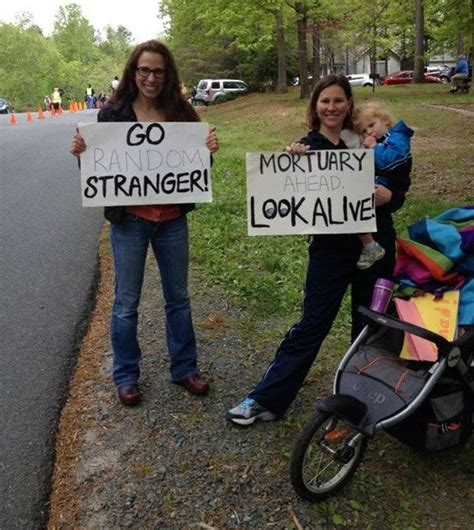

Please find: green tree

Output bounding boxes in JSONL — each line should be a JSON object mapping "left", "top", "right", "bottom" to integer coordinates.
{"left": 427, "top": 0, "right": 473, "bottom": 64}
{"left": 99, "top": 25, "right": 133, "bottom": 62}
{"left": 0, "top": 21, "right": 67, "bottom": 110}
{"left": 52, "top": 3, "right": 99, "bottom": 64}
{"left": 161, "top": 0, "right": 294, "bottom": 88}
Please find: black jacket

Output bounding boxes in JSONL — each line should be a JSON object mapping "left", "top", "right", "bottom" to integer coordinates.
{"left": 97, "top": 102, "right": 195, "bottom": 224}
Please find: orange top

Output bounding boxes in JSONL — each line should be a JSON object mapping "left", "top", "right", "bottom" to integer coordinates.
{"left": 125, "top": 204, "right": 181, "bottom": 222}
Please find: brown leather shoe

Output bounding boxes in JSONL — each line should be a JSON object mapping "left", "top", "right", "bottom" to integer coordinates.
{"left": 179, "top": 374, "right": 210, "bottom": 396}
{"left": 117, "top": 384, "right": 141, "bottom": 406}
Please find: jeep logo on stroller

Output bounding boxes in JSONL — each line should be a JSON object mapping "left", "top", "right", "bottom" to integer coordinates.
{"left": 353, "top": 381, "right": 386, "bottom": 404}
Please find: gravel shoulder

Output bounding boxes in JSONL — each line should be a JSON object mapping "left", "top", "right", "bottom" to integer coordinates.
{"left": 48, "top": 224, "right": 474, "bottom": 530}
{"left": 48, "top": 226, "right": 313, "bottom": 529}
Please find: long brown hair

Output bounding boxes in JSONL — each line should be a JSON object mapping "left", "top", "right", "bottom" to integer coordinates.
{"left": 111, "top": 40, "right": 199, "bottom": 122}
{"left": 306, "top": 75, "right": 354, "bottom": 131}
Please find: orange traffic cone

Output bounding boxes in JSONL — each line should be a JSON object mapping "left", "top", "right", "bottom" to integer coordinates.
{"left": 26, "top": 112, "right": 33, "bottom": 122}
{"left": 38, "top": 107, "right": 45, "bottom": 119}
{"left": 9, "top": 113, "right": 18, "bottom": 125}
{"left": 69, "top": 102, "right": 75, "bottom": 113}
{"left": 50, "top": 106, "right": 56, "bottom": 117}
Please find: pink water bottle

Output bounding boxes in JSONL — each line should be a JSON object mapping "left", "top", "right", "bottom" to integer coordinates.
{"left": 370, "top": 278, "right": 395, "bottom": 313}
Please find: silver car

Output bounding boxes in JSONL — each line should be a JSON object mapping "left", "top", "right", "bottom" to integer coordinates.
{"left": 346, "top": 74, "right": 374, "bottom": 87}
{"left": 195, "top": 79, "right": 248, "bottom": 104}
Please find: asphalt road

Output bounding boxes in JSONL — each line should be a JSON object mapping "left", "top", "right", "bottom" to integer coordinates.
{"left": 0, "top": 109, "right": 104, "bottom": 528}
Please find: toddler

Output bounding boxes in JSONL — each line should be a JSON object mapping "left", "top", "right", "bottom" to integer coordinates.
{"left": 353, "top": 103, "right": 413, "bottom": 269}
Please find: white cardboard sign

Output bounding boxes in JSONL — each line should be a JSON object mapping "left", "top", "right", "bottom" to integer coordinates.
{"left": 78, "top": 122, "right": 212, "bottom": 206}
{"left": 246, "top": 149, "right": 377, "bottom": 235}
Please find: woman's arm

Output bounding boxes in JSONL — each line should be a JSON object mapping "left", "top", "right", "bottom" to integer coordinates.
{"left": 375, "top": 184, "right": 392, "bottom": 207}
{"left": 206, "top": 126, "right": 219, "bottom": 154}
{"left": 375, "top": 183, "right": 407, "bottom": 212}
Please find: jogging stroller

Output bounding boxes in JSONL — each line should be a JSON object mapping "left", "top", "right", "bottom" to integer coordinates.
{"left": 290, "top": 302, "right": 474, "bottom": 502}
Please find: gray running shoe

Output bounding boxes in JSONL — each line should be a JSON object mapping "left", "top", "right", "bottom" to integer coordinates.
{"left": 357, "top": 242, "right": 386, "bottom": 269}
{"left": 227, "top": 397, "right": 276, "bottom": 426}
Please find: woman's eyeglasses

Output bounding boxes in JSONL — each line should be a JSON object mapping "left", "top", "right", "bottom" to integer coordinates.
{"left": 135, "top": 66, "right": 166, "bottom": 79}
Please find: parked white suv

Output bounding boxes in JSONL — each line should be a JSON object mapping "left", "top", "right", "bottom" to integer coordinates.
{"left": 195, "top": 79, "right": 248, "bottom": 104}
{"left": 346, "top": 73, "right": 375, "bottom": 87}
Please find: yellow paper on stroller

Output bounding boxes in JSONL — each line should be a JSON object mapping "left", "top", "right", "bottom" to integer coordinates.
{"left": 397, "top": 291, "right": 459, "bottom": 361}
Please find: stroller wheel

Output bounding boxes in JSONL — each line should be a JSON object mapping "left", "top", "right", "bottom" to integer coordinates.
{"left": 290, "top": 410, "right": 367, "bottom": 501}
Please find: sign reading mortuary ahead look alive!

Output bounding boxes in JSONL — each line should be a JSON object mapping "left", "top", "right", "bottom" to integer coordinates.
{"left": 79, "top": 122, "right": 212, "bottom": 207}
{"left": 246, "top": 149, "right": 377, "bottom": 236}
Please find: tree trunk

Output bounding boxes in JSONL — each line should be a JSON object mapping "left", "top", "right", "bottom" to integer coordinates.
{"left": 296, "top": 2, "right": 310, "bottom": 98}
{"left": 371, "top": 19, "right": 377, "bottom": 93}
{"left": 312, "top": 22, "right": 321, "bottom": 83}
{"left": 456, "top": 30, "right": 464, "bottom": 56}
{"left": 274, "top": 9, "right": 288, "bottom": 94}
{"left": 413, "top": 0, "right": 425, "bottom": 83}
{"left": 471, "top": 0, "right": 474, "bottom": 67}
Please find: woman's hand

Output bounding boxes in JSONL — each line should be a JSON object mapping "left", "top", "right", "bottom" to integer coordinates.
{"left": 206, "top": 127, "right": 219, "bottom": 154}
{"left": 285, "top": 142, "right": 309, "bottom": 155}
{"left": 70, "top": 133, "right": 86, "bottom": 158}
{"left": 375, "top": 184, "right": 392, "bottom": 206}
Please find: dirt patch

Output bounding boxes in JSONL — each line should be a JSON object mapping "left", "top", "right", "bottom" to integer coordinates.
{"left": 48, "top": 227, "right": 114, "bottom": 526}
{"left": 424, "top": 102, "right": 474, "bottom": 115}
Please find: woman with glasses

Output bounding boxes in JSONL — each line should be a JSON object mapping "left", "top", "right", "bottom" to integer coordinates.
{"left": 70, "top": 40, "right": 219, "bottom": 407}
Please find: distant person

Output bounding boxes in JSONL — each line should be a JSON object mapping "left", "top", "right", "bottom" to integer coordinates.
{"left": 70, "top": 40, "right": 219, "bottom": 407}
{"left": 191, "top": 86, "right": 197, "bottom": 105}
{"left": 352, "top": 102, "right": 414, "bottom": 269}
{"left": 450, "top": 54, "right": 470, "bottom": 92}
{"left": 205, "top": 85, "right": 212, "bottom": 105}
{"left": 85, "top": 84, "right": 95, "bottom": 109}
{"left": 44, "top": 95, "right": 52, "bottom": 111}
{"left": 180, "top": 82, "right": 190, "bottom": 102}
{"left": 51, "top": 88, "right": 61, "bottom": 111}
{"left": 111, "top": 76, "right": 119, "bottom": 93}
{"left": 97, "top": 91, "right": 107, "bottom": 108}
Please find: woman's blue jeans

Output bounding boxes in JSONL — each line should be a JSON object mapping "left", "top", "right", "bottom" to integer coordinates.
{"left": 110, "top": 213, "right": 198, "bottom": 388}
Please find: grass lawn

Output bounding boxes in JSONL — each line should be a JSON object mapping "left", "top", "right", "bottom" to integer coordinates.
{"left": 190, "top": 84, "right": 473, "bottom": 345}
{"left": 192, "top": 84, "right": 473, "bottom": 318}
{"left": 189, "top": 84, "right": 473, "bottom": 528}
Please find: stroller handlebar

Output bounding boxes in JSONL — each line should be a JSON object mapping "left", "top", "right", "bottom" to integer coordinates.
{"left": 358, "top": 306, "right": 452, "bottom": 355}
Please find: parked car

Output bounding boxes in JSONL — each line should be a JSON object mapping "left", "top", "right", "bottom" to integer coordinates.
{"left": 292, "top": 75, "right": 314, "bottom": 86}
{"left": 346, "top": 73, "right": 376, "bottom": 87}
{"left": 194, "top": 79, "right": 248, "bottom": 104}
{"left": 383, "top": 71, "right": 443, "bottom": 85}
{"left": 0, "top": 98, "right": 12, "bottom": 114}
{"left": 425, "top": 64, "right": 453, "bottom": 83}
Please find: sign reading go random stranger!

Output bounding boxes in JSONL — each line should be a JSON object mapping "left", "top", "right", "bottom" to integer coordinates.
{"left": 79, "top": 122, "right": 212, "bottom": 207}
{"left": 246, "top": 149, "right": 376, "bottom": 236}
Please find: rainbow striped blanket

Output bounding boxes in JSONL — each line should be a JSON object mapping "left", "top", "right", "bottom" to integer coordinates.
{"left": 395, "top": 206, "right": 474, "bottom": 325}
